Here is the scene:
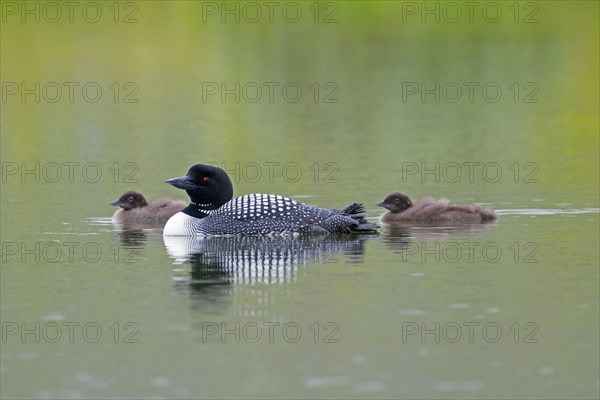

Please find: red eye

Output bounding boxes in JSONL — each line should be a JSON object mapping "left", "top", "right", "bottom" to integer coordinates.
{"left": 203, "top": 176, "right": 210, "bottom": 182}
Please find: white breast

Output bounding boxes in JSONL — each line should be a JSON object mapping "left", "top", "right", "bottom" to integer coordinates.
{"left": 163, "top": 212, "right": 200, "bottom": 236}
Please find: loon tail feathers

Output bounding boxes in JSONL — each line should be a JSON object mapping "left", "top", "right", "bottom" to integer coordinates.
{"left": 339, "top": 202, "right": 379, "bottom": 233}
{"left": 339, "top": 202, "right": 365, "bottom": 216}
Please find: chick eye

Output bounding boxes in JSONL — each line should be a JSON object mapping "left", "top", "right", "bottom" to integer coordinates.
{"left": 394, "top": 198, "right": 401, "bottom": 204}
{"left": 203, "top": 176, "right": 210, "bottom": 182}
{"left": 128, "top": 196, "right": 134, "bottom": 202}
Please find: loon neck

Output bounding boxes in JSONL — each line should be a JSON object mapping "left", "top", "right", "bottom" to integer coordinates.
{"left": 182, "top": 202, "right": 215, "bottom": 218}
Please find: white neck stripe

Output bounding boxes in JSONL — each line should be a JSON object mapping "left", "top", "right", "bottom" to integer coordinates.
{"left": 191, "top": 202, "right": 212, "bottom": 207}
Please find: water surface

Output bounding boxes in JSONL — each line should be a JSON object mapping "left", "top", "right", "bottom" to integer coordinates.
{"left": 1, "top": 1, "right": 599, "bottom": 399}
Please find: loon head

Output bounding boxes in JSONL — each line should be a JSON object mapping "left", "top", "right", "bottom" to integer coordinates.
{"left": 165, "top": 164, "right": 234, "bottom": 210}
{"left": 110, "top": 191, "right": 149, "bottom": 210}
{"left": 375, "top": 192, "right": 413, "bottom": 213}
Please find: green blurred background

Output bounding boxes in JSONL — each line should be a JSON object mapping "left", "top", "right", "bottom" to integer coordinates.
{"left": 1, "top": 1, "right": 598, "bottom": 399}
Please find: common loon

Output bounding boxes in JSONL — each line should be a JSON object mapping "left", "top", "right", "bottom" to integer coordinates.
{"left": 376, "top": 192, "right": 497, "bottom": 223}
{"left": 162, "top": 164, "right": 378, "bottom": 236}
{"left": 110, "top": 191, "right": 187, "bottom": 223}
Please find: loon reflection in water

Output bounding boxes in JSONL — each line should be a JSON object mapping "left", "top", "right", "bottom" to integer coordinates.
{"left": 165, "top": 234, "right": 376, "bottom": 287}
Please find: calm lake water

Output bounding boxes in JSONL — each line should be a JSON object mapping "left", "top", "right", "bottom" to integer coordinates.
{"left": 1, "top": 1, "right": 599, "bottom": 399}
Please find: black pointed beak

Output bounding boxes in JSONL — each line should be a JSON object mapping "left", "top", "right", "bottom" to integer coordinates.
{"left": 375, "top": 201, "right": 387, "bottom": 208}
{"left": 110, "top": 200, "right": 123, "bottom": 207}
{"left": 165, "top": 176, "right": 200, "bottom": 190}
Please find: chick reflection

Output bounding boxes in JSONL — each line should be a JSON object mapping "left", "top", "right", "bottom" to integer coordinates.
{"left": 112, "top": 225, "right": 148, "bottom": 247}
{"left": 380, "top": 222, "right": 498, "bottom": 253}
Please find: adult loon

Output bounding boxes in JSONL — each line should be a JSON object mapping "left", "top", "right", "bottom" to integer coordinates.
{"left": 110, "top": 191, "right": 187, "bottom": 223}
{"left": 162, "top": 164, "right": 378, "bottom": 236}
{"left": 376, "top": 192, "right": 497, "bottom": 223}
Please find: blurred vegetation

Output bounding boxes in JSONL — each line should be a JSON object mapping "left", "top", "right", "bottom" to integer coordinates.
{"left": 1, "top": 1, "right": 598, "bottom": 206}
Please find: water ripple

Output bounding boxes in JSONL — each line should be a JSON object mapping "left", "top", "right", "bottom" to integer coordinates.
{"left": 496, "top": 208, "right": 599, "bottom": 216}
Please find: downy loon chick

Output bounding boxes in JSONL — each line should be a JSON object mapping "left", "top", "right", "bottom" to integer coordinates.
{"left": 376, "top": 192, "right": 497, "bottom": 224}
{"left": 110, "top": 191, "right": 187, "bottom": 223}
{"left": 162, "top": 164, "right": 378, "bottom": 236}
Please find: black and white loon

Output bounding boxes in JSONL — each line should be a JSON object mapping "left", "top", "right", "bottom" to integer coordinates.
{"left": 162, "top": 164, "right": 378, "bottom": 236}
